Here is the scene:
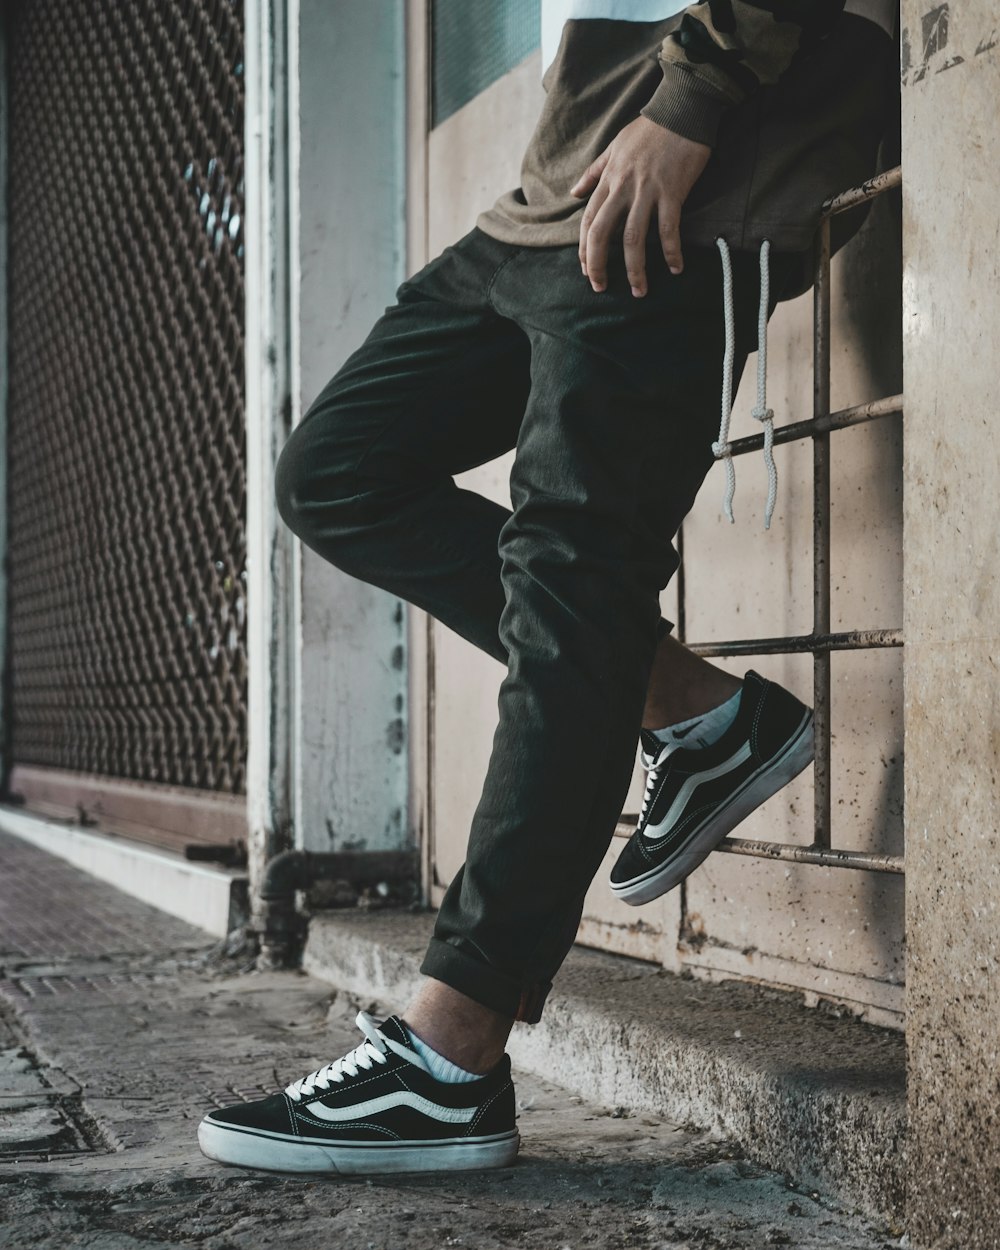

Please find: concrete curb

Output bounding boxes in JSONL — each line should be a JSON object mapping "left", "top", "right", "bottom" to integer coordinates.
{"left": 304, "top": 910, "right": 906, "bottom": 1225}
{"left": 0, "top": 808, "right": 246, "bottom": 938}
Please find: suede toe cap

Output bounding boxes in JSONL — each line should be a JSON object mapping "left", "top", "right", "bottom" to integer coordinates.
{"left": 204, "top": 1093, "right": 294, "bottom": 1134}
{"left": 610, "top": 836, "right": 648, "bottom": 885}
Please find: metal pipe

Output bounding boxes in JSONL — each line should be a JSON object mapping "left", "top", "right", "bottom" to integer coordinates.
{"left": 259, "top": 849, "right": 417, "bottom": 898}
{"left": 256, "top": 849, "right": 419, "bottom": 968}
{"left": 821, "top": 165, "right": 902, "bottom": 217}
{"left": 715, "top": 836, "right": 904, "bottom": 874}
{"left": 689, "top": 627, "right": 902, "bottom": 659}
{"left": 813, "top": 216, "right": 833, "bottom": 850}
{"left": 725, "top": 393, "right": 903, "bottom": 458}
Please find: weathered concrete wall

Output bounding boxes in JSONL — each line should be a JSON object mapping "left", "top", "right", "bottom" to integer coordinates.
{"left": 900, "top": 4, "right": 1000, "bottom": 1246}
{"left": 679, "top": 183, "right": 904, "bottom": 1029}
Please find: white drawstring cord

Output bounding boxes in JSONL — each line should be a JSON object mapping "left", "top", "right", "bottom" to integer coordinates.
{"left": 712, "top": 237, "right": 777, "bottom": 529}
{"left": 712, "top": 236, "right": 737, "bottom": 523}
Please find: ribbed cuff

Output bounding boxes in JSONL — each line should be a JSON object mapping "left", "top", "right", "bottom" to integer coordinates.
{"left": 420, "top": 936, "right": 553, "bottom": 1025}
{"left": 640, "top": 66, "right": 731, "bottom": 149}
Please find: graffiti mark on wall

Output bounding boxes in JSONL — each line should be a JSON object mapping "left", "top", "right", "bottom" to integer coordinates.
{"left": 902, "top": 3, "right": 998, "bottom": 84}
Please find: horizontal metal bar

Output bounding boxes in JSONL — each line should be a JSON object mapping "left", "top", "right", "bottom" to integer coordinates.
{"left": 813, "top": 215, "right": 833, "bottom": 850}
{"left": 715, "top": 836, "right": 904, "bottom": 874}
{"left": 613, "top": 821, "right": 904, "bottom": 875}
{"left": 726, "top": 393, "right": 903, "bottom": 458}
{"left": 688, "top": 628, "right": 903, "bottom": 659}
{"left": 821, "top": 165, "right": 902, "bottom": 217}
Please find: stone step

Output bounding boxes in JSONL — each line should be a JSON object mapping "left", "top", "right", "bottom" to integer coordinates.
{"left": 304, "top": 910, "right": 906, "bottom": 1226}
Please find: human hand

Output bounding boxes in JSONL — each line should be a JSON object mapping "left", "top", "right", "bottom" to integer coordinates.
{"left": 569, "top": 115, "right": 711, "bottom": 297}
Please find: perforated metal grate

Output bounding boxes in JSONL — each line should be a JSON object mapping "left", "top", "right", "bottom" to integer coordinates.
{"left": 5, "top": 0, "right": 248, "bottom": 793}
{"left": 431, "top": 0, "right": 541, "bottom": 127}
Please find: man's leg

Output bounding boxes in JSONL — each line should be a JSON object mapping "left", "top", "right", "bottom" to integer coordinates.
{"left": 273, "top": 227, "right": 756, "bottom": 1065}
{"left": 202, "top": 231, "right": 543, "bottom": 1175}
{"left": 281, "top": 231, "right": 803, "bottom": 1022}
{"left": 199, "top": 230, "right": 799, "bottom": 1175}
{"left": 413, "top": 235, "right": 803, "bottom": 1064}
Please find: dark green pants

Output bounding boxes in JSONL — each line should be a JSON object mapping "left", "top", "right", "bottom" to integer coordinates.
{"left": 274, "top": 225, "right": 801, "bottom": 1022}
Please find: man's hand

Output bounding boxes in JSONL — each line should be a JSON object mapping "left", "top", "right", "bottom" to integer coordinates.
{"left": 569, "top": 116, "right": 711, "bottom": 297}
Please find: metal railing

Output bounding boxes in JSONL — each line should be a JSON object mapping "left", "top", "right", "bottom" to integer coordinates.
{"left": 621, "top": 165, "right": 905, "bottom": 876}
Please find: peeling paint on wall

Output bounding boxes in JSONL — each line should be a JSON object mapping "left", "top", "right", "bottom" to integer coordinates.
{"left": 902, "top": 2, "right": 999, "bottom": 84}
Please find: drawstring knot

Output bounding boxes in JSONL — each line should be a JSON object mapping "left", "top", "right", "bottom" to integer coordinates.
{"left": 713, "top": 237, "right": 778, "bottom": 529}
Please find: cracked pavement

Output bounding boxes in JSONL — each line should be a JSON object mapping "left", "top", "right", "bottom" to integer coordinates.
{"left": 0, "top": 831, "right": 903, "bottom": 1249}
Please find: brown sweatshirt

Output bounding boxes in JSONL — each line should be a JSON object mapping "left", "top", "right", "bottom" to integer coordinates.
{"left": 475, "top": 0, "right": 898, "bottom": 266}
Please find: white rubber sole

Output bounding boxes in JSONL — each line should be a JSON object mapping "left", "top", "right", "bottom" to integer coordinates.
{"left": 611, "top": 711, "right": 814, "bottom": 907}
{"left": 197, "top": 1118, "right": 520, "bottom": 1176}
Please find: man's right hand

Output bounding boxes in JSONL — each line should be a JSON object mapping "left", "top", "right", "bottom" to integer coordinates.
{"left": 569, "top": 115, "right": 711, "bottom": 298}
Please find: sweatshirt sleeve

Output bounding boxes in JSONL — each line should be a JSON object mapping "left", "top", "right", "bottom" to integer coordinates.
{"left": 640, "top": 1, "right": 846, "bottom": 148}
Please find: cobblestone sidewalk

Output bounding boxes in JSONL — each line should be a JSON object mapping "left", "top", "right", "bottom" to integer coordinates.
{"left": 0, "top": 831, "right": 902, "bottom": 1250}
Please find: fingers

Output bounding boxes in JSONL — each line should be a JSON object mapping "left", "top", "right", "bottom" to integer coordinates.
{"left": 582, "top": 187, "right": 655, "bottom": 297}
{"left": 583, "top": 189, "right": 620, "bottom": 292}
{"left": 658, "top": 199, "right": 684, "bottom": 275}
{"left": 623, "top": 199, "right": 654, "bottom": 297}
{"left": 578, "top": 178, "right": 610, "bottom": 287}
{"left": 569, "top": 151, "right": 608, "bottom": 199}
{"left": 573, "top": 116, "right": 706, "bottom": 294}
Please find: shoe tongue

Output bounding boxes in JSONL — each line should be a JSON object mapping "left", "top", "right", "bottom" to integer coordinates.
{"left": 639, "top": 728, "right": 664, "bottom": 757}
{"left": 744, "top": 670, "right": 764, "bottom": 694}
{"left": 378, "top": 1015, "right": 416, "bottom": 1051}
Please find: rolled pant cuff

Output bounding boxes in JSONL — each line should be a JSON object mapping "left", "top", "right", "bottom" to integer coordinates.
{"left": 420, "top": 937, "right": 552, "bottom": 1025}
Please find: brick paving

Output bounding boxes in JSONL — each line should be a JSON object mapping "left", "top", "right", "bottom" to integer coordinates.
{"left": 0, "top": 830, "right": 902, "bottom": 1249}
{"left": 0, "top": 831, "right": 208, "bottom": 961}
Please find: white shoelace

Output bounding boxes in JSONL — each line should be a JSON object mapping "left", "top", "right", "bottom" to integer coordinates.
{"left": 637, "top": 741, "right": 670, "bottom": 827}
{"left": 712, "top": 237, "right": 778, "bottom": 530}
{"left": 284, "top": 1010, "right": 427, "bottom": 1103}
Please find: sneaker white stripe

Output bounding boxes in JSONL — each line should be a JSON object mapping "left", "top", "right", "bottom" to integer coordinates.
{"left": 305, "top": 1092, "right": 478, "bottom": 1125}
{"left": 641, "top": 741, "right": 753, "bottom": 840}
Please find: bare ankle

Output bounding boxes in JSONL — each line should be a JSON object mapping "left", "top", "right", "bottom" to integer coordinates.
{"left": 403, "top": 979, "right": 513, "bottom": 1074}
{"left": 643, "top": 635, "right": 742, "bottom": 729}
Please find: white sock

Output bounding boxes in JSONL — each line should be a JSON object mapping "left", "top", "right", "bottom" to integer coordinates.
{"left": 650, "top": 686, "right": 742, "bottom": 751}
{"left": 403, "top": 1025, "right": 480, "bottom": 1083}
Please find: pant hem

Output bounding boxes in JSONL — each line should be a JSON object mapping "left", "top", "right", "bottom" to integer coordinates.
{"left": 420, "top": 937, "right": 552, "bottom": 1025}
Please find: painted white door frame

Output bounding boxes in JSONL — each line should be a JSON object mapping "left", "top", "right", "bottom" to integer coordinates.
{"left": 245, "top": 0, "right": 411, "bottom": 904}
{"left": 244, "top": 0, "right": 296, "bottom": 899}
{"left": 404, "top": 0, "right": 434, "bottom": 905}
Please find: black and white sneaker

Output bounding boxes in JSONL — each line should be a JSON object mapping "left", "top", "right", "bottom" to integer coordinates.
{"left": 198, "top": 1010, "right": 518, "bottom": 1175}
{"left": 610, "top": 670, "right": 813, "bottom": 906}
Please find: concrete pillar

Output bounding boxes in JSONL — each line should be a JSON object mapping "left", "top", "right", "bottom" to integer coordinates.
{"left": 289, "top": 0, "right": 409, "bottom": 856}
{"left": 900, "top": 5, "right": 1000, "bottom": 1245}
